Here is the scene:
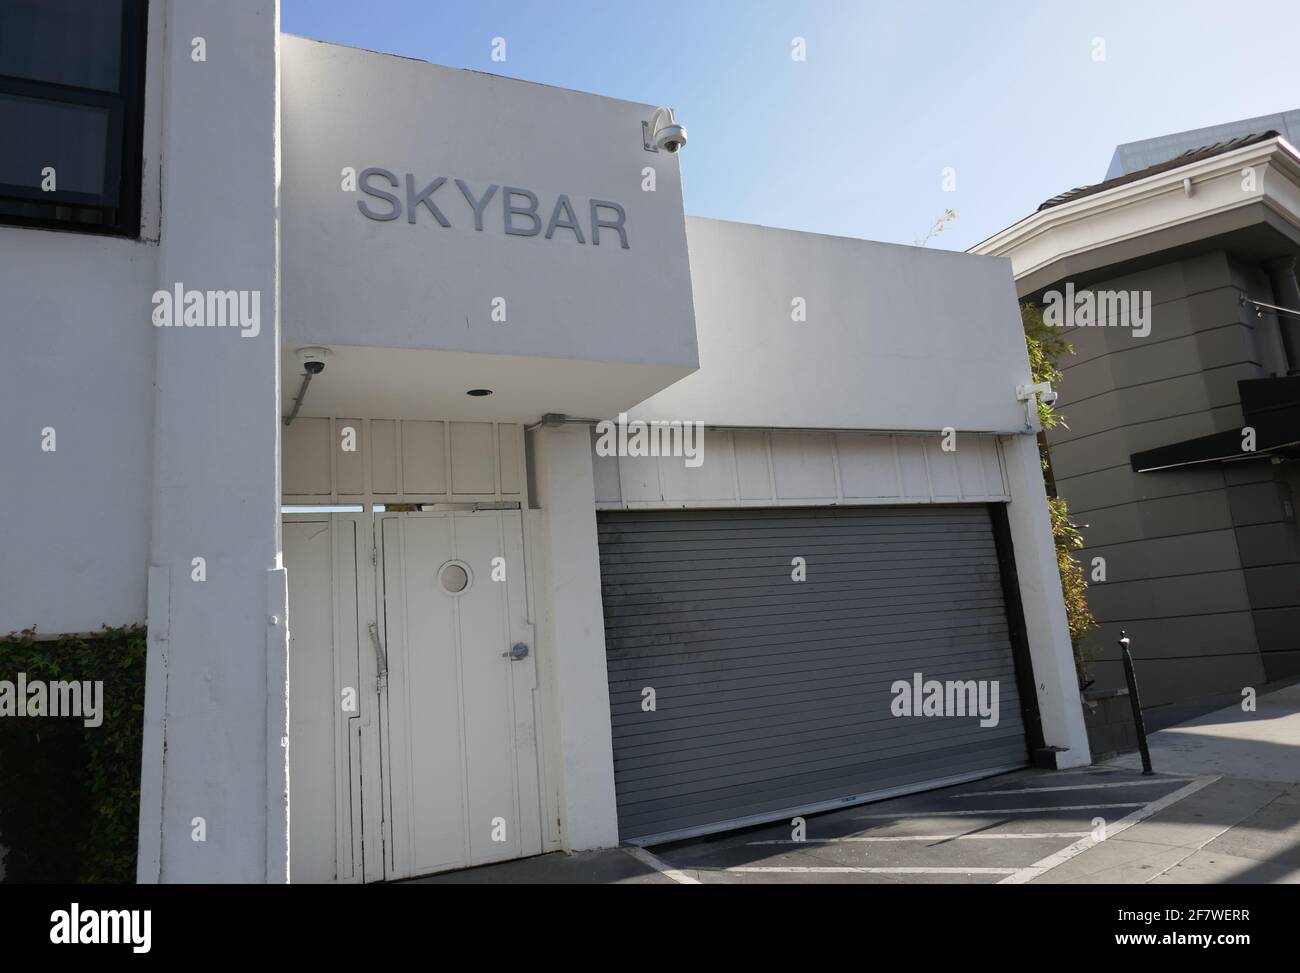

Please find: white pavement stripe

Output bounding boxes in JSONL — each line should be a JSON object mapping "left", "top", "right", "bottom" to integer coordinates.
{"left": 954, "top": 779, "right": 1196, "bottom": 797}
{"left": 724, "top": 866, "right": 1019, "bottom": 875}
{"left": 624, "top": 847, "right": 701, "bottom": 885}
{"left": 848, "top": 802, "right": 1144, "bottom": 818}
{"left": 747, "top": 833, "right": 1092, "bottom": 844}
{"left": 997, "top": 775, "right": 1221, "bottom": 885}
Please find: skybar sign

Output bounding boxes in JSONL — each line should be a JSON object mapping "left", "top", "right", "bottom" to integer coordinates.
{"left": 355, "top": 167, "right": 630, "bottom": 249}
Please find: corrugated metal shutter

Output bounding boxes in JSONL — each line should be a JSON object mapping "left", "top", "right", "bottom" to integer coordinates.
{"left": 598, "top": 505, "right": 1030, "bottom": 844}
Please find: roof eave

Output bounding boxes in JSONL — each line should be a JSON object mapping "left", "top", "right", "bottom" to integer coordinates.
{"left": 970, "top": 137, "right": 1300, "bottom": 264}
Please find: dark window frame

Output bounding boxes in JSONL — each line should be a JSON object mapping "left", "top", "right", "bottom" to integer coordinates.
{"left": 0, "top": 0, "right": 148, "bottom": 236}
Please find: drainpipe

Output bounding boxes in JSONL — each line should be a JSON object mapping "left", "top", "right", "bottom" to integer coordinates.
{"left": 1264, "top": 256, "right": 1300, "bottom": 375}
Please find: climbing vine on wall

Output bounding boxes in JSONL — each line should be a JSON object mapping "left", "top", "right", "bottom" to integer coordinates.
{"left": 1022, "top": 302, "right": 1098, "bottom": 683}
{"left": 0, "top": 625, "right": 147, "bottom": 883}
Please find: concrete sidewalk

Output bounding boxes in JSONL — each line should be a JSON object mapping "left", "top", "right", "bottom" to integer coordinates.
{"left": 1108, "top": 682, "right": 1300, "bottom": 783}
{"left": 1037, "top": 682, "right": 1300, "bottom": 883}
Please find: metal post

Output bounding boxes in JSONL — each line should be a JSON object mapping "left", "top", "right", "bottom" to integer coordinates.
{"left": 1119, "top": 630, "right": 1153, "bottom": 775}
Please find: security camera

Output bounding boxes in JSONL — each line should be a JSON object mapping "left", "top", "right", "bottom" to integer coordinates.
{"left": 644, "top": 107, "right": 688, "bottom": 153}
{"left": 1015, "top": 381, "right": 1058, "bottom": 427}
{"left": 297, "top": 346, "right": 330, "bottom": 375}
{"left": 1016, "top": 381, "right": 1056, "bottom": 404}
{"left": 657, "top": 122, "right": 687, "bottom": 153}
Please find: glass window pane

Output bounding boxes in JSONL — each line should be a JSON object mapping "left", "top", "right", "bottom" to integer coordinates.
{"left": 0, "top": 0, "right": 123, "bottom": 92}
{"left": 0, "top": 93, "right": 109, "bottom": 197}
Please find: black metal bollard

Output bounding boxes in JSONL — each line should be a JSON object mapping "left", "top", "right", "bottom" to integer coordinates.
{"left": 1119, "top": 630, "right": 1153, "bottom": 775}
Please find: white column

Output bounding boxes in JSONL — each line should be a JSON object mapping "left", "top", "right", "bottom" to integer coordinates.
{"left": 1001, "top": 433, "right": 1092, "bottom": 768}
{"left": 137, "top": 0, "right": 286, "bottom": 882}
{"left": 529, "top": 424, "right": 621, "bottom": 850}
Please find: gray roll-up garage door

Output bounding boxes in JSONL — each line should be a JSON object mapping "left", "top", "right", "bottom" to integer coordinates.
{"left": 598, "top": 505, "right": 1031, "bottom": 844}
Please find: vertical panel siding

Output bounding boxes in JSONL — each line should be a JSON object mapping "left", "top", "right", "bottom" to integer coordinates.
{"left": 592, "top": 429, "right": 1010, "bottom": 508}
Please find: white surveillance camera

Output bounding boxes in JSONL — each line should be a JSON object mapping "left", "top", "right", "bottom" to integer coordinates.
{"left": 297, "top": 346, "right": 330, "bottom": 375}
{"left": 1016, "top": 381, "right": 1056, "bottom": 404}
{"left": 644, "top": 107, "right": 688, "bottom": 153}
{"left": 656, "top": 122, "right": 687, "bottom": 153}
{"left": 1015, "top": 381, "right": 1058, "bottom": 426}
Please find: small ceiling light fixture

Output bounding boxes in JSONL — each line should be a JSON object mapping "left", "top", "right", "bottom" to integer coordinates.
{"left": 643, "top": 106, "right": 687, "bottom": 153}
{"left": 466, "top": 388, "right": 494, "bottom": 397}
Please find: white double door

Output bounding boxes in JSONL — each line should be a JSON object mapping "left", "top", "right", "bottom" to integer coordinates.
{"left": 285, "top": 508, "right": 543, "bottom": 883}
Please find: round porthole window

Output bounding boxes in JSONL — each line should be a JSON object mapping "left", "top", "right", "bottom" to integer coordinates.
{"left": 439, "top": 560, "right": 471, "bottom": 595}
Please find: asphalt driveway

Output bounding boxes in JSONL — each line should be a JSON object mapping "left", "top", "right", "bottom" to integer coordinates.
{"left": 411, "top": 683, "right": 1300, "bottom": 885}
{"left": 411, "top": 766, "right": 1212, "bottom": 884}
{"left": 632, "top": 766, "right": 1209, "bottom": 884}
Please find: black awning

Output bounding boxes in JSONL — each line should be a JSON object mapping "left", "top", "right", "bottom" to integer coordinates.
{"left": 1130, "top": 376, "right": 1300, "bottom": 472}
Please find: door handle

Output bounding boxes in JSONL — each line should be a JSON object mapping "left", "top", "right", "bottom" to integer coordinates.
{"left": 368, "top": 621, "right": 389, "bottom": 689}
{"left": 503, "top": 642, "right": 529, "bottom": 661}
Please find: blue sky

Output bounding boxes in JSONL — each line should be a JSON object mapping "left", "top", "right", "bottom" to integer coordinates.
{"left": 282, "top": 0, "right": 1300, "bottom": 252}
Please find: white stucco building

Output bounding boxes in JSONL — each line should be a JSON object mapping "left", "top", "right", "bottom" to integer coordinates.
{"left": 0, "top": 1, "right": 1088, "bottom": 883}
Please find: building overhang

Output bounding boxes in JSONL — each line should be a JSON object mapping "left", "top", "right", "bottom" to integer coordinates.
{"left": 279, "top": 35, "right": 700, "bottom": 419}
{"left": 970, "top": 136, "right": 1300, "bottom": 297}
{"left": 1130, "top": 376, "right": 1300, "bottom": 472}
{"left": 279, "top": 343, "right": 694, "bottom": 424}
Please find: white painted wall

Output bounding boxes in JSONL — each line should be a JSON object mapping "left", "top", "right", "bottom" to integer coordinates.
{"left": 527, "top": 424, "right": 621, "bottom": 850}
{"left": 0, "top": 0, "right": 290, "bottom": 885}
{"left": 276, "top": 343, "right": 692, "bottom": 429}
{"left": 278, "top": 35, "right": 698, "bottom": 372}
{"left": 0, "top": 0, "right": 165, "bottom": 636}
{"left": 633, "top": 217, "right": 1031, "bottom": 433}
{"left": 1000, "top": 433, "right": 1092, "bottom": 767}
{"left": 0, "top": 232, "right": 155, "bottom": 634}
{"left": 136, "top": 0, "right": 287, "bottom": 883}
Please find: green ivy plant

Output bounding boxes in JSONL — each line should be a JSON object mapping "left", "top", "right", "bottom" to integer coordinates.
{"left": 1022, "top": 302, "right": 1098, "bottom": 684}
{"left": 0, "top": 625, "right": 147, "bottom": 883}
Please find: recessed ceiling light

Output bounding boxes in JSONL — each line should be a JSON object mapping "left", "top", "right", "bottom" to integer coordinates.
{"left": 466, "top": 388, "right": 493, "bottom": 397}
